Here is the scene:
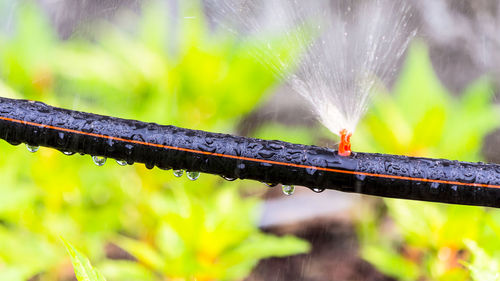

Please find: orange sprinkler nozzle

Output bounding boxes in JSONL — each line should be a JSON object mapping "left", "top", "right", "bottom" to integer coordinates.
{"left": 339, "top": 129, "right": 352, "bottom": 156}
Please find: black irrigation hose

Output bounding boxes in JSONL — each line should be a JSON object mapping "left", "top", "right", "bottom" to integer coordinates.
{"left": 1, "top": 97, "right": 500, "bottom": 207}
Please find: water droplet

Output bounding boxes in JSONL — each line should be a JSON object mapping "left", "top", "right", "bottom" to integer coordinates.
{"left": 145, "top": 163, "right": 154, "bottom": 170}
{"left": 63, "top": 151, "right": 74, "bottom": 156}
{"left": 258, "top": 151, "right": 275, "bottom": 158}
{"left": 222, "top": 175, "right": 236, "bottom": 181}
{"left": 92, "top": 156, "right": 107, "bottom": 166}
{"left": 312, "top": 187, "right": 325, "bottom": 193}
{"left": 116, "top": 160, "right": 127, "bottom": 166}
{"left": 26, "top": 144, "right": 39, "bottom": 153}
{"left": 186, "top": 171, "right": 200, "bottom": 181}
{"left": 173, "top": 169, "right": 184, "bottom": 177}
{"left": 264, "top": 183, "right": 278, "bottom": 188}
{"left": 282, "top": 185, "right": 295, "bottom": 195}
{"left": 306, "top": 168, "right": 317, "bottom": 175}
{"left": 356, "top": 174, "right": 366, "bottom": 181}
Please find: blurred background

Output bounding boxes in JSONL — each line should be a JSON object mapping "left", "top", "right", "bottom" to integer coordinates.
{"left": 0, "top": 0, "right": 500, "bottom": 280}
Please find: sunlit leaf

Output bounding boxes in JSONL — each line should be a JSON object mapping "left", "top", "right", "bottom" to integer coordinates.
{"left": 61, "top": 238, "right": 107, "bottom": 281}
{"left": 465, "top": 240, "right": 500, "bottom": 281}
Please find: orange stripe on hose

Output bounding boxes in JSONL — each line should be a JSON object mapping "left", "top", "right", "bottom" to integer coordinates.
{"left": 2, "top": 116, "right": 500, "bottom": 189}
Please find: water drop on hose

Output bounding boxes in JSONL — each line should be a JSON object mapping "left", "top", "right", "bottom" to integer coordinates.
{"left": 312, "top": 187, "right": 325, "bottom": 193}
{"left": 63, "top": 151, "right": 74, "bottom": 156}
{"left": 221, "top": 175, "right": 236, "bottom": 181}
{"left": 430, "top": 182, "right": 440, "bottom": 189}
{"left": 282, "top": 185, "right": 295, "bottom": 195}
{"left": 187, "top": 171, "right": 200, "bottom": 181}
{"left": 116, "top": 160, "right": 127, "bottom": 166}
{"left": 173, "top": 169, "right": 184, "bottom": 177}
{"left": 26, "top": 144, "right": 39, "bottom": 153}
{"left": 92, "top": 156, "right": 107, "bottom": 166}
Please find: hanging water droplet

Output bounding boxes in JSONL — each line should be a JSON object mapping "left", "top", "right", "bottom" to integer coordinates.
{"left": 312, "top": 187, "right": 325, "bottom": 193}
{"left": 221, "top": 175, "right": 236, "bottom": 181}
{"left": 429, "top": 181, "right": 440, "bottom": 194}
{"left": 186, "top": 171, "right": 200, "bottom": 181}
{"left": 282, "top": 185, "right": 295, "bottom": 195}
{"left": 92, "top": 156, "right": 106, "bottom": 166}
{"left": 26, "top": 144, "right": 39, "bottom": 153}
{"left": 264, "top": 182, "right": 278, "bottom": 188}
{"left": 356, "top": 174, "right": 366, "bottom": 181}
{"left": 63, "top": 151, "right": 74, "bottom": 156}
{"left": 173, "top": 169, "right": 184, "bottom": 177}
{"left": 116, "top": 160, "right": 127, "bottom": 166}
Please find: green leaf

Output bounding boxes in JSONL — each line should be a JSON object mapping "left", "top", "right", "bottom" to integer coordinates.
{"left": 361, "top": 243, "right": 420, "bottom": 281}
{"left": 220, "top": 233, "right": 310, "bottom": 280}
{"left": 393, "top": 41, "right": 450, "bottom": 127}
{"left": 464, "top": 240, "right": 500, "bottom": 281}
{"left": 114, "top": 236, "right": 164, "bottom": 270}
{"left": 98, "top": 260, "right": 156, "bottom": 281}
{"left": 61, "top": 238, "right": 107, "bottom": 281}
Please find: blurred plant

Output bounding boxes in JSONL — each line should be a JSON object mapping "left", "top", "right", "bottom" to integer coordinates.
{"left": 0, "top": 1, "right": 309, "bottom": 280}
{"left": 115, "top": 184, "right": 308, "bottom": 280}
{"left": 354, "top": 41, "right": 500, "bottom": 281}
{"left": 62, "top": 238, "right": 107, "bottom": 281}
{"left": 464, "top": 240, "right": 500, "bottom": 281}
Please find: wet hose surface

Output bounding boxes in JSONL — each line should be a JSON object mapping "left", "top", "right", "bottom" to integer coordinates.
{"left": 1, "top": 97, "right": 500, "bottom": 207}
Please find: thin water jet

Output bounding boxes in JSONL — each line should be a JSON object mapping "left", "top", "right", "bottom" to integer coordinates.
{"left": 209, "top": 0, "right": 417, "bottom": 145}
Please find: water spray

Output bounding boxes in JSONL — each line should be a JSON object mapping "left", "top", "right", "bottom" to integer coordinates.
{"left": 209, "top": 0, "right": 417, "bottom": 142}
{"left": 2, "top": 97, "right": 500, "bottom": 208}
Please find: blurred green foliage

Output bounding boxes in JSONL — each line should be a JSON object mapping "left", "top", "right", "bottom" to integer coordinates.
{"left": 3, "top": 1, "right": 499, "bottom": 280}
{"left": 354, "top": 41, "right": 500, "bottom": 281}
{"left": 464, "top": 240, "right": 500, "bottom": 281}
{"left": 0, "top": 1, "right": 309, "bottom": 280}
